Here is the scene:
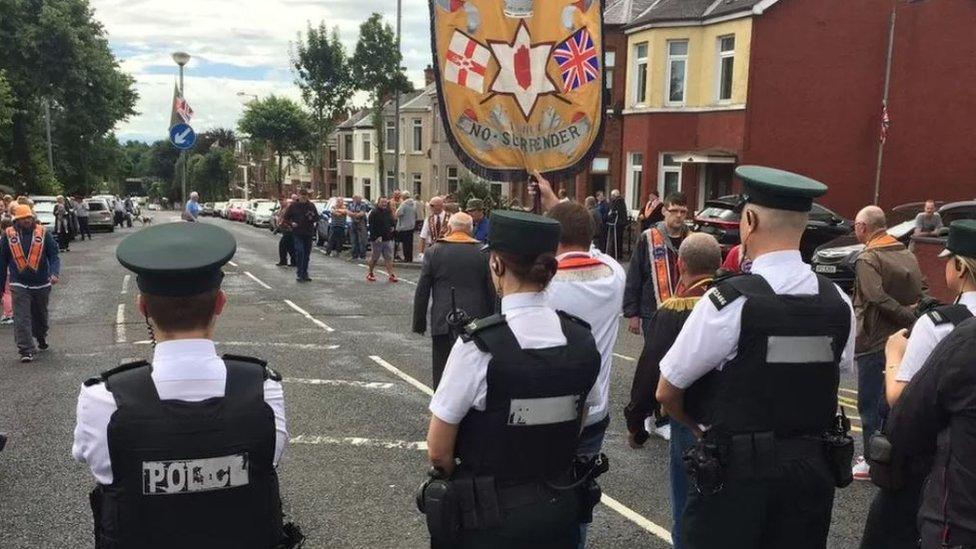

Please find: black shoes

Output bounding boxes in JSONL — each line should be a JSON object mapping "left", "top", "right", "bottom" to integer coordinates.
{"left": 297, "top": 277, "right": 312, "bottom": 283}
{"left": 0, "top": 432, "right": 6, "bottom": 452}
{"left": 37, "top": 338, "right": 49, "bottom": 351}
{"left": 275, "top": 262, "right": 287, "bottom": 266}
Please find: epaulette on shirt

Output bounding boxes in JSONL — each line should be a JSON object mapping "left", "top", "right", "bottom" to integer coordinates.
{"left": 708, "top": 278, "right": 747, "bottom": 311}
{"left": 461, "top": 314, "right": 507, "bottom": 341}
{"left": 84, "top": 359, "right": 149, "bottom": 387}
{"left": 222, "top": 353, "right": 281, "bottom": 381}
{"left": 926, "top": 304, "right": 974, "bottom": 327}
{"left": 556, "top": 310, "right": 592, "bottom": 330}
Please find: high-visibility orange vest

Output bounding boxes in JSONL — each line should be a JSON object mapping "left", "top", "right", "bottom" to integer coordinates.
{"left": 5, "top": 225, "right": 46, "bottom": 273}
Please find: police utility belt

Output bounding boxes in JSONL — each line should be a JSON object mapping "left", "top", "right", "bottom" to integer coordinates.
{"left": 415, "top": 454, "right": 608, "bottom": 544}
{"left": 684, "top": 411, "right": 855, "bottom": 496}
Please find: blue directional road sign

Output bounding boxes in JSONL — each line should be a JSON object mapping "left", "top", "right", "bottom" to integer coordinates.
{"left": 169, "top": 123, "right": 196, "bottom": 150}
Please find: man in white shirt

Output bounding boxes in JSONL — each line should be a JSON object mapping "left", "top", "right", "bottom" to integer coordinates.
{"left": 72, "top": 222, "right": 293, "bottom": 547}
{"left": 418, "top": 196, "right": 448, "bottom": 255}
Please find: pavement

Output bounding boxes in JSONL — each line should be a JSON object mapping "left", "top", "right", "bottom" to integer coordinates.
{"left": 0, "top": 216, "right": 878, "bottom": 548}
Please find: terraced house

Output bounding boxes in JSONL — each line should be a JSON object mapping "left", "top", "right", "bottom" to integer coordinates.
{"left": 621, "top": 0, "right": 976, "bottom": 216}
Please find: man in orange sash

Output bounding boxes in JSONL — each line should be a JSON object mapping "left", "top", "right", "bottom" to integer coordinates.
{"left": 0, "top": 205, "right": 61, "bottom": 362}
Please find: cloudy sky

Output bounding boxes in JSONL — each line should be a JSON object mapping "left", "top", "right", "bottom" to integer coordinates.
{"left": 91, "top": 0, "right": 433, "bottom": 143}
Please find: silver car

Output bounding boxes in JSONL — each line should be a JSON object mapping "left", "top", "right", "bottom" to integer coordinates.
{"left": 84, "top": 198, "right": 115, "bottom": 232}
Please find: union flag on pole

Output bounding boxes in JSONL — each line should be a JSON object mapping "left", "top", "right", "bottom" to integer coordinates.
{"left": 444, "top": 31, "right": 490, "bottom": 93}
{"left": 169, "top": 82, "right": 195, "bottom": 129}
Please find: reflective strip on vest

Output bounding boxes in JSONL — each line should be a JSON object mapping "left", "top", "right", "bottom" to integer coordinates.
{"left": 508, "top": 395, "right": 579, "bottom": 426}
{"left": 766, "top": 336, "right": 836, "bottom": 364}
{"left": 5, "top": 225, "right": 46, "bottom": 273}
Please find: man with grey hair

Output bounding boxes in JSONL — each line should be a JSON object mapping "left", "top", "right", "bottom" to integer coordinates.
{"left": 605, "top": 189, "right": 629, "bottom": 259}
{"left": 412, "top": 211, "right": 495, "bottom": 388}
{"left": 395, "top": 191, "right": 417, "bottom": 262}
{"left": 625, "top": 232, "right": 721, "bottom": 549}
{"left": 183, "top": 191, "right": 201, "bottom": 222}
{"left": 419, "top": 196, "right": 448, "bottom": 256}
{"left": 850, "top": 204, "right": 924, "bottom": 481}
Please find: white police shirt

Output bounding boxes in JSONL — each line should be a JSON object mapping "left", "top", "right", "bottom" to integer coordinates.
{"left": 660, "top": 250, "right": 856, "bottom": 390}
{"left": 547, "top": 249, "right": 625, "bottom": 427}
{"left": 430, "top": 292, "right": 599, "bottom": 425}
{"left": 72, "top": 339, "right": 288, "bottom": 485}
{"left": 896, "top": 291, "right": 976, "bottom": 383}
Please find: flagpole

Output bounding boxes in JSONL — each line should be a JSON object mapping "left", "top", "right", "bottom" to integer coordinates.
{"left": 391, "top": 0, "right": 402, "bottom": 198}
{"left": 873, "top": 6, "right": 896, "bottom": 206}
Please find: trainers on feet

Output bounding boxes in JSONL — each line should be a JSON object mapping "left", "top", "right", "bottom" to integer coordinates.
{"left": 20, "top": 354, "right": 34, "bottom": 363}
{"left": 37, "top": 338, "right": 49, "bottom": 350}
{"left": 652, "top": 423, "right": 671, "bottom": 441}
{"left": 388, "top": 275, "right": 398, "bottom": 283}
{"left": 852, "top": 455, "right": 871, "bottom": 481}
{"left": 0, "top": 317, "right": 12, "bottom": 325}
{"left": 366, "top": 273, "right": 377, "bottom": 282}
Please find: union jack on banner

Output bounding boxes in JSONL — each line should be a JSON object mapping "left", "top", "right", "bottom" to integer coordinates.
{"left": 176, "top": 95, "right": 194, "bottom": 124}
{"left": 552, "top": 28, "right": 600, "bottom": 93}
{"left": 881, "top": 103, "right": 891, "bottom": 143}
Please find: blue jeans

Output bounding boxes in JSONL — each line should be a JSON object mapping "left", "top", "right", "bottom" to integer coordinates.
{"left": 350, "top": 223, "right": 367, "bottom": 259}
{"left": 669, "top": 421, "right": 697, "bottom": 549}
{"left": 576, "top": 416, "right": 609, "bottom": 549}
{"left": 856, "top": 350, "right": 885, "bottom": 449}
{"left": 293, "top": 234, "right": 313, "bottom": 280}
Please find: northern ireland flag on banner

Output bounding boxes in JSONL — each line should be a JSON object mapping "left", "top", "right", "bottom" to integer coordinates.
{"left": 445, "top": 31, "right": 491, "bottom": 93}
{"left": 430, "top": 0, "right": 605, "bottom": 182}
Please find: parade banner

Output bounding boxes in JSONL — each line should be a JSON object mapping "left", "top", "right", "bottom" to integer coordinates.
{"left": 430, "top": 0, "right": 605, "bottom": 181}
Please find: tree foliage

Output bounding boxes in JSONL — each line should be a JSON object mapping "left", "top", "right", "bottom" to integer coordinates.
{"left": 0, "top": 0, "right": 137, "bottom": 195}
{"left": 291, "top": 22, "right": 353, "bottom": 184}
{"left": 237, "top": 95, "right": 311, "bottom": 197}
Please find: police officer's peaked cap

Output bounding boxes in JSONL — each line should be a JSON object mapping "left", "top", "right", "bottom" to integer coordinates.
{"left": 116, "top": 222, "right": 237, "bottom": 297}
{"left": 939, "top": 220, "right": 976, "bottom": 259}
{"left": 484, "top": 210, "right": 560, "bottom": 257}
{"left": 735, "top": 165, "right": 828, "bottom": 213}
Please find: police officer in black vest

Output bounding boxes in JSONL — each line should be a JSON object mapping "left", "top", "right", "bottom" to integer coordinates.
{"left": 655, "top": 166, "right": 857, "bottom": 549}
{"left": 419, "top": 210, "right": 602, "bottom": 548}
{"left": 72, "top": 223, "right": 299, "bottom": 548}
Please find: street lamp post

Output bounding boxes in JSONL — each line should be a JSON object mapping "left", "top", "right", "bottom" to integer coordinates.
{"left": 236, "top": 92, "right": 259, "bottom": 200}
{"left": 172, "top": 52, "right": 191, "bottom": 207}
{"left": 391, "top": 0, "right": 402, "bottom": 198}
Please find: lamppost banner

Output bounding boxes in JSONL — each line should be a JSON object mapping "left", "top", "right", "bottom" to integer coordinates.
{"left": 430, "top": 0, "right": 605, "bottom": 182}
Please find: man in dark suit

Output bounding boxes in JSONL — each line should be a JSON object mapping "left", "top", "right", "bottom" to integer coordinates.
{"left": 412, "top": 212, "right": 496, "bottom": 388}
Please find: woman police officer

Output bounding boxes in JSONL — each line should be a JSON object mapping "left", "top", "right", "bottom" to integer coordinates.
{"left": 860, "top": 220, "right": 976, "bottom": 548}
{"left": 422, "top": 210, "right": 602, "bottom": 548}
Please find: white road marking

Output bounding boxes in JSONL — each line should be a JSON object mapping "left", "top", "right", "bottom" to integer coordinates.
{"left": 290, "top": 435, "right": 427, "bottom": 451}
{"left": 227, "top": 260, "right": 239, "bottom": 267}
{"left": 284, "top": 299, "right": 335, "bottom": 332}
{"left": 613, "top": 353, "right": 636, "bottom": 362}
{"left": 244, "top": 271, "right": 272, "bottom": 289}
{"left": 368, "top": 355, "right": 434, "bottom": 397}
{"left": 115, "top": 304, "right": 126, "bottom": 343}
{"left": 367, "top": 354, "right": 674, "bottom": 543}
{"left": 120, "top": 274, "right": 131, "bottom": 295}
{"left": 284, "top": 378, "right": 395, "bottom": 390}
{"left": 601, "top": 494, "right": 674, "bottom": 545}
{"left": 132, "top": 340, "right": 338, "bottom": 350}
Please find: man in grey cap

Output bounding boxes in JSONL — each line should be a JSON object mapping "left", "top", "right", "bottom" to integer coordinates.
{"left": 466, "top": 198, "right": 490, "bottom": 243}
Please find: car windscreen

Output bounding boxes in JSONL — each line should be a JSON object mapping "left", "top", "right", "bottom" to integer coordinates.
{"left": 698, "top": 206, "right": 738, "bottom": 222}
{"left": 86, "top": 201, "right": 107, "bottom": 211}
{"left": 34, "top": 202, "right": 55, "bottom": 213}
{"left": 256, "top": 203, "right": 276, "bottom": 214}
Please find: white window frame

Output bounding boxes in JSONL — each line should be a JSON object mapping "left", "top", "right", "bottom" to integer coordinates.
{"left": 362, "top": 133, "right": 371, "bottom": 161}
{"left": 385, "top": 120, "right": 395, "bottom": 153}
{"left": 658, "top": 153, "right": 683, "bottom": 197}
{"left": 631, "top": 42, "right": 648, "bottom": 107}
{"left": 626, "top": 152, "right": 643, "bottom": 213}
{"left": 412, "top": 173, "right": 423, "bottom": 197}
{"left": 386, "top": 169, "right": 396, "bottom": 190}
{"left": 363, "top": 177, "right": 372, "bottom": 201}
{"left": 343, "top": 134, "right": 354, "bottom": 160}
{"left": 666, "top": 40, "right": 689, "bottom": 107}
{"left": 447, "top": 166, "right": 459, "bottom": 194}
{"left": 716, "top": 35, "right": 735, "bottom": 103}
{"left": 411, "top": 118, "right": 423, "bottom": 153}
{"left": 604, "top": 50, "right": 616, "bottom": 92}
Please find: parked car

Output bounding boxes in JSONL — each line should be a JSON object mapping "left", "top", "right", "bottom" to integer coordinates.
{"left": 811, "top": 200, "right": 976, "bottom": 293}
{"left": 213, "top": 201, "right": 229, "bottom": 218}
{"left": 315, "top": 197, "right": 372, "bottom": 247}
{"left": 32, "top": 201, "right": 55, "bottom": 227}
{"left": 84, "top": 198, "right": 115, "bottom": 232}
{"left": 692, "top": 195, "right": 853, "bottom": 261}
{"left": 252, "top": 201, "right": 278, "bottom": 228}
{"left": 247, "top": 200, "right": 273, "bottom": 225}
{"left": 227, "top": 202, "right": 247, "bottom": 222}
{"left": 201, "top": 202, "right": 215, "bottom": 216}
{"left": 29, "top": 195, "right": 57, "bottom": 205}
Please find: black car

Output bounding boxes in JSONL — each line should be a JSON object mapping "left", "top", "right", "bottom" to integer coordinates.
{"left": 810, "top": 200, "right": 976, "bottom": 292}
{"left": 693, "top": 195, "right": 854, "bottom": 261}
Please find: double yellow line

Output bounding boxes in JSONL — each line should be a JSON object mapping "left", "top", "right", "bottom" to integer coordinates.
{"left": 838, "top": 388, "right": 862, "bottom": 433}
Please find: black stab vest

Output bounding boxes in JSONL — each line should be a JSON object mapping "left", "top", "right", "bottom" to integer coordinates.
{"left": 455, "top": 312, "right": 601, "bottom": 482}
{"left": 93, "top": 358, "right": 283, "bottom": 548}
{"left": 688, "top": 274, "right": 851, "bottom": 436}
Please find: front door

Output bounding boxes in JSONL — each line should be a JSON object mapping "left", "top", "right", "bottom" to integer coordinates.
{"left": 590, "top": 174, "right": 607, "bottom": 197}
{"left": 701, "top": 164, "right": 733, "bottom": 208}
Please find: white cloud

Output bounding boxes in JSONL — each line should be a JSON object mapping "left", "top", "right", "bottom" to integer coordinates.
{"left": 93, "top": 0, "right": 435, "bottom": 142}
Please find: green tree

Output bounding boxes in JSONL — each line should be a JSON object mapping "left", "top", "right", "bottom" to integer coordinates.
{"left": 194, "top": 127, "right": 237, "bottom": 154}
{"left": 0, "top": 0, "right": 137, "bottom": 194}
{"left": 0, "top": 71, "right": 15, "bottom": 184}
{"left": 188, "top": 148, "right": 235, "bottom": 201}
{"left": 351, "top": 13, "right": 412, "bottom": 195}
{"left": 237, "top": 95, "right": 311, "bottom": 197}
{"left": 292, "top": 22, "right": 353, "bottom": 190}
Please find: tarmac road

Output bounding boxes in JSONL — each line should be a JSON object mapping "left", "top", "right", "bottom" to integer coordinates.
{"left": 0, "top": 216, "right": 877, "bottom": 548}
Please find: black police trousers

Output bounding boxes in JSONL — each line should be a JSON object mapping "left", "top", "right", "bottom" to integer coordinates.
{"left": 441, "top": 489, "right": 580, "bottom": 549}
{"left": 682, "top": 452, "right": 835, "bottom": 549}
{"left": 860, "top": 469, "right": 925, "bottom": 549}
